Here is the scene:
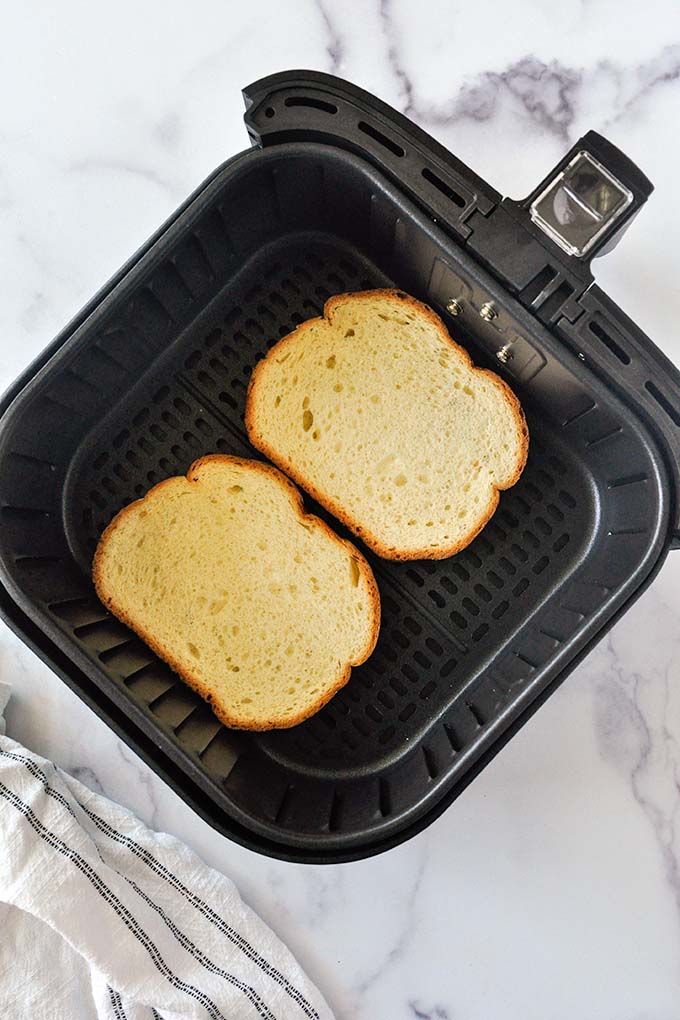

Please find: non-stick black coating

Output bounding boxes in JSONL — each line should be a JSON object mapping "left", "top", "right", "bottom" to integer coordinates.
{"left": 0, "top": 144, "right": 670, "bottom": 859}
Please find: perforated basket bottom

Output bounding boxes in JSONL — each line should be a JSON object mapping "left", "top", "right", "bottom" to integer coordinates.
{"left": 61, "top": 231, "right": 595, "bottom": 800}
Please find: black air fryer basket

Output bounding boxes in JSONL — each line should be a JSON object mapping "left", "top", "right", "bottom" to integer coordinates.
{"left": 1, "top": 71, "right": 679, "bottom": 863}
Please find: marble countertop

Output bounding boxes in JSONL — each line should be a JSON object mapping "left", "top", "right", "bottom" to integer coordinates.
{"left": 2, "top": 2, "right": 680, "bottom": 1016}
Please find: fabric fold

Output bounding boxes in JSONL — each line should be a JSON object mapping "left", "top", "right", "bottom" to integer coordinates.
{"left": 0, "top": 691, "right": 332, "bottom": 1020}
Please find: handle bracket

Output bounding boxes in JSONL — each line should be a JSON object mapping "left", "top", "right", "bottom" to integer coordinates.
{"left": 243, "top": 69, "right": 499, "bottom": 242}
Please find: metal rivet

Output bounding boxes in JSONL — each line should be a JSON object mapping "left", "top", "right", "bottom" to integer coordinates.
{"left": 578, "top": 352, "right": 586, "bottom": 361}
{"left": 480, "top": 302, "right": 497, "bottom": 322}
{"left": 446, "top": 298, "right": 462, "bottom": 316}
{"left": 496, "top": 345, "right": 513, "bottom": 364}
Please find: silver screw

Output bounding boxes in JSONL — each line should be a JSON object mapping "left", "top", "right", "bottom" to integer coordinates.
{"left": 480, "top": 301, "right": 497, "bottom": 322}
{"left": 496, "top": 344, "right": 513, "bottom": 364}
{"left": 446, "top": 298, "right": 462, "bottom": 316}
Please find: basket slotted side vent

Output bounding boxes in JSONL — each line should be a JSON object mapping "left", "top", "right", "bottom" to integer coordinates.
{"left": 64, "top": 239, "right": 596, "bottom": 796}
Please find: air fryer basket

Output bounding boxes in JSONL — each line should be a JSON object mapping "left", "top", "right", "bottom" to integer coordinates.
{"left": 0, "top": 72, "right": 678, "bottom": 862}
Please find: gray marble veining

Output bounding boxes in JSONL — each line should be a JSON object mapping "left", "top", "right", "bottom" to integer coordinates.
{"left": 1, "top": 2, "right": 680, "bottom": 1017}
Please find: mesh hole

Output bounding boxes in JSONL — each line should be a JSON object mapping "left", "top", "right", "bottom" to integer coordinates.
{"left": 546, "top": 502, "right": 565, "bottom": 521}
{"left": 492, "top": 601, "right": 509, "bottom": 620}
{"left": 413, "top": 651, "right": 432, "bottom": 670}
{"left": 426, "top": 637, "right": 444, "bottom": 656}
{"left": 402, "top": 664, "right": 419, "bottom": 684}
{"left": 205, "top": 329, "right": 222, "bottom": 348}
{"left": 535, "top": 516, "right": 552, "bottom": 536}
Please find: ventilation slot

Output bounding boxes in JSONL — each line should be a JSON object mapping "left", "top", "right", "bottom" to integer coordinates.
{"left": 124, "top": 664, "right": 175, "bottom": 703}
{"left": 607, "top": 473, "right": 647, "bottom": 489}
{"left": 49, "top": 597, "right": 105, "bottom": 626}
{"left": 274, "top": 785, "right": 294, "bottom": 825}
{"left": 645, "top": 381, "right": 680, "bottom": 426}
{"left": 421, "top": 167, "right": 466, "bottom": 208}
{"left": 444, "top": 723, "right": 463, "bottom": 753}
{"left": 589, "top": 318, "right": 631, "bottom": 365}
{"left": 422, "top": 746, "right": 438, "bottom": 779}
{"left": 540, "top": 281, "right": 573, "bottom": 321}
{"left": 284, "top": 95, "right": 338, "bottom": 114}
{"left": 523, "top": 265, "right": 557, "bottom": 305}
{"left": 562, "top": 400, "right": 596, "bottom": 429}
{"left": 585, "top": 426, "right": 622, "bottom": 448}
{"left": 379, "top": 778, "right": 391, "bottom": 817}
{"left": 358, "top": 121, "right": 404, "bottom": 157}
{"left": 98, "top": 639, "right": 135, "bottom": 664}
{"left": 196, "top": 730, "right": 226, "bottom": 762}
{"left": 328, "top": 791, "right": 343, "bottom": 832}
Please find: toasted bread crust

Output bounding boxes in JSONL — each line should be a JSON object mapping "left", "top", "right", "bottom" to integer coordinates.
{"left": 246, "top": 288, "right": 529, "bottom": 561}
{"left": 93, "top": 454, "right": 381, "bottom": 730}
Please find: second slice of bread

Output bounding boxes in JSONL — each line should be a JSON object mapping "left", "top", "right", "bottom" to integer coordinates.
{"left": 93, "top": 455, "right": 380, "bottom": 730}
{"left": 246, "top": 289, "right": 528, "bottom": 560}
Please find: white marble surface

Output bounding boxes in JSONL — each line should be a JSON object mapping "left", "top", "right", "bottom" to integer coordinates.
{"left": 2, "top": 2, "right": 680, "bottom": 1017}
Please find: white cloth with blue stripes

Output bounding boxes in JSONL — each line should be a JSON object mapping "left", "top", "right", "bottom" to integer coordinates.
{"left": 0, "top": 682, "right": 333, "bottom": 1020}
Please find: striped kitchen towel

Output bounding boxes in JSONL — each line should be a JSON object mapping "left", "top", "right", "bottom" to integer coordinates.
{"left": 0, "top": 682, "right": 333, "bottom": 1020}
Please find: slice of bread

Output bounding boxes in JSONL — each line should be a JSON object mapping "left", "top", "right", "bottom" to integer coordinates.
{"left": 93, "top": 455, "right": 379, "bottom": 730}
{"left": 246, "top": 289, "right": 529, "bottom": 560}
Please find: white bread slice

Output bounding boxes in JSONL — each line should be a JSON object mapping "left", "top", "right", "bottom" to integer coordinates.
{"left": 93, "top": 455, "right": 379, "bottom": 730}
{"left": 246, "top": 289, "right": 528, "bottom": 560}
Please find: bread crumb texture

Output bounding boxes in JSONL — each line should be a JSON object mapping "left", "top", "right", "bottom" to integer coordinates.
{"left": 93, "top": 456, "right": 380, "bottom": 729}
{"left": 247, "top": 289, "right": 529, "bottom": 560}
